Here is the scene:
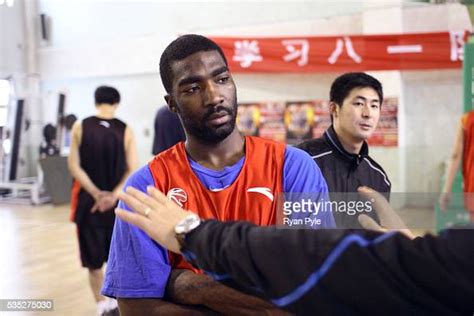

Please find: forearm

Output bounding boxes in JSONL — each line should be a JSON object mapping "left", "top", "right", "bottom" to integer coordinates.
{"left": 118, "top": 297, "right": 216, "bottom": 316}
{"left": 166, "top": 269, "right": 282, "bottom": 314}
{"left": 182, "top": 221, "right": 358, "bottom": 307}
{"left": 68, "top": 122, "right": 101, "bottom": 196}
{"left": 112, "top": 169, "right": 133, "bottom": 197}
{"left": 69, "top": 165, "right": 100, "bottom": 197}
{"left": 442, "top": 156, "right": 461, "bottom": 193}
{"left": 115, "top": 126, "right": 138, "bottom": 197}
{"left": 443, "top": 122, "right": 464, "bottom": 193}
{"left": 183, "top": 221, "right": 474, "bottom": 313}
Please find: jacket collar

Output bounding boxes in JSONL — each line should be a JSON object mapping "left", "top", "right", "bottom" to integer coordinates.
{"left": 324, "top": 125, "right": 369, "bottom": 163}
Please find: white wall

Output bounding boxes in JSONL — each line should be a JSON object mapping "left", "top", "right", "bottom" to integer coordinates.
{"left": 14, "top": 1, "right": 472, "bottom": 208}
{"left": 39, "top": 0, "right": 407, "bottom": 47}
{"left": 0, "top": 1, "right": 26, "bottom": 77}
{"left": 402, "top": 70, "right": 463, "bottom": 191}
{"left": 37, "top": 0, "right": 419, "bottom": 165}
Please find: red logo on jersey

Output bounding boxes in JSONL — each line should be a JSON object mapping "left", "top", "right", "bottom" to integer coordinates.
{"left": 167, "top": 188, "right": 188, "bottom": 207}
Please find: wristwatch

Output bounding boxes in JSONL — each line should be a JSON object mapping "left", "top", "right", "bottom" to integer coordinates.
{"left": 174, "top": 213, "right": 201, "bottom": 249}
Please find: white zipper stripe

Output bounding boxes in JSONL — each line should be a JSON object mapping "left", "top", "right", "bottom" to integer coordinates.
{"left": 311, "top": 151, "right": 333, "bottom": 159}
{"left": 363, "top": 158, "right": 391, "bottom": 187}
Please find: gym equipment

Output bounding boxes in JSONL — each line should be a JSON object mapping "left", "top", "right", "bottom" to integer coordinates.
{"left": 0, "top": 93, "right": 74, "bottom": 205}
{"left": 0, "top": 99, "right": 49, "bottom": 204}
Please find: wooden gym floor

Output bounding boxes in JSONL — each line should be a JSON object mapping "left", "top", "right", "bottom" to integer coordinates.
{"left": 0, "top": 203, "right": 95, "bottom": 316}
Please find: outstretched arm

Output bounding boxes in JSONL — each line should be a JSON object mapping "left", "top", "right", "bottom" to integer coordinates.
{"left": 116, "top": 186, "right": 473, "bottom": 314}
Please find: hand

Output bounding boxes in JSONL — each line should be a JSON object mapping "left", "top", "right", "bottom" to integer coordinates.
{"left": 115, "top": 186, "right": 191, "bottom": 253}
{"left": 357, "top": 186, "right": 415, "bottom": 239}
{"left": 92, "top": 190, "right": 108, "bottom": 201}
{"left": 439, "top": 192, "right": 452, "bottom": 212}
{"left": 90, "top": 190, "right": 108, "bottom": 213}
{"left": 91, "top": 192, "right": 117, "bottom": 213}
{"left": 98, "top": 193, "right": 118, "bottom": 212}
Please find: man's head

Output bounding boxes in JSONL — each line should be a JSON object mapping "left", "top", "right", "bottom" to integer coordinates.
{"left": 159, "top": 34, "right": 237, "bottom": 144}
{"left": 94, "top": 86, "right": 120, "bottom": 106}
{"left": 329, "top": 72, "right": 383, "bottom": 143}
{"left": 160, "top": 34, "right": 228, "bottom": 94}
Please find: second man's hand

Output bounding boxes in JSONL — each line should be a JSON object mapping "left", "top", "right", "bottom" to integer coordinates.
{"left": 357, "top": 186, "right": 414, "bottom": 239}
{"left": 115, "top": 186, "right": 191, "bottom": 254}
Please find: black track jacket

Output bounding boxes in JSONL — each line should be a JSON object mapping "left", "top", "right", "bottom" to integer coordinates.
{"left": 297, "top": 126, "right": 391, "bottom": 228}
{"left": 182, "top": 220, "right": 474, "bottom": 315}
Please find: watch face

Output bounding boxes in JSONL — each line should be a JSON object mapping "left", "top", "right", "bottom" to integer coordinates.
{"left": 175, "top": 213, "right": 201, "bottom": 234}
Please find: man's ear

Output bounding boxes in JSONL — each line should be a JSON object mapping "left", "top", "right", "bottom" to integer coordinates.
{"left": 329, "top": 101, "right": 339, "bottom": 118}
{"left": 165, "top": 95, "right": 177, "bottom": 113}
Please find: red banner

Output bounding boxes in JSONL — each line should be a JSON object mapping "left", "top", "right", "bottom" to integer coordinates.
{"left": 210, "top": 31, "right": 468, "bottom": 73}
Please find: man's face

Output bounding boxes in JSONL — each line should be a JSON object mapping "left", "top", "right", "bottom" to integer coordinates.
{"left": 332, "top": 86, "right": 381, "bottom": 143}
{"left": 166, "top": 50, "right": 238, "bottom": 144}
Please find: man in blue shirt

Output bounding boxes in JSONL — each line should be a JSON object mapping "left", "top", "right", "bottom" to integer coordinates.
{"left": 103, "top": 34, "right": 334, "bottom": 315}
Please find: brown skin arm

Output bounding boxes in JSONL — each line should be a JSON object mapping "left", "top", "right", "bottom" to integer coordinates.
{"left": 116, "top": 270, "right": 287, "bottom": 316}
{"left": 117, "top": 298, "right": 216, "bottom": 316}
{"left": 167, "top": 269, "right": 290, "bottom": 315}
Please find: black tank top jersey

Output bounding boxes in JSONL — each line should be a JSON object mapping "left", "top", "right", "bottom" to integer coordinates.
{"left": 75, "top": 116, "right": 127, "bottom": 227}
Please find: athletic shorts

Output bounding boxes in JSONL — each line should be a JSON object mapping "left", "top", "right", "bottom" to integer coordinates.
{"left": 77, "top": 225, "right": 114, "bottom": 269}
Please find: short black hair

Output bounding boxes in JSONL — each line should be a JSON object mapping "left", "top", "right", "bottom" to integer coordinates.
{"left": 64, "top": 114, "right": 77, "bottom": 130}
{"left": 43, "top": 123, "right": 56, "bottom": 142}
{"left": 159, "top": 34, "right": 228, "bottom": 94}
{"left": 330, "top": 72, "right": 383, "bottom": 106}
{"left": 94, "top": 86, "right": 120, "bottom": 105}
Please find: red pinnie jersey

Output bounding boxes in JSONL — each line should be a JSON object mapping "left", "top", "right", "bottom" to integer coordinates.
{"left": 149, "top": 136, "right": 285, "bottom": 271}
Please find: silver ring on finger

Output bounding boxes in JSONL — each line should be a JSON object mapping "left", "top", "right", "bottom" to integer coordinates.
{"left": 144, "top": 207, "right": 152, "bottom": 217}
